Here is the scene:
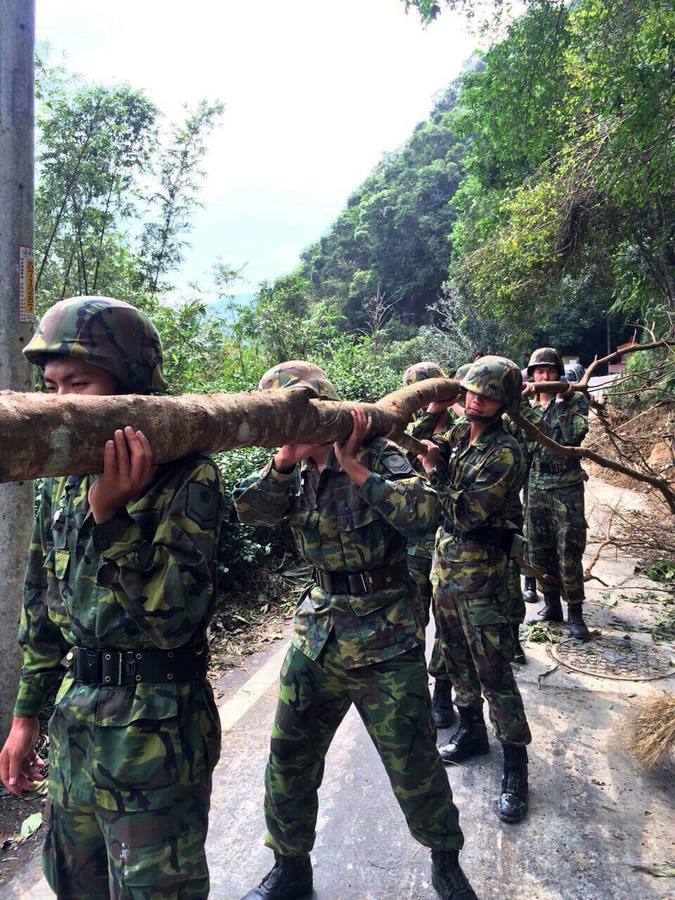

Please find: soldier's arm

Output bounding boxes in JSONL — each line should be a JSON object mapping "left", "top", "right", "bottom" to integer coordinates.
{"left": 523, "top": 396, "right": 588, "bottom": 447}
{"left": 14, "top": 485, "right": 70, "bottom": 718}
{"left": 233, "top": 458, "right": 298, "bottom": 526}
{"left": 433, "top": 445, "right": 520, "bottom": 532}
{"left": 91, "top": 458, "right": 224, "bottom": 649}
{"left": 548, "top": 394, "right": 588, "bottom": 445}
{"left": 357, "top": 442, "right": 441, "bottom": 539}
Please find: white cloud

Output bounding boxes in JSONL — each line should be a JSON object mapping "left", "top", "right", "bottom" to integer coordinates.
{"left": 38, "top": 0, "right": 474, "bottom": 289}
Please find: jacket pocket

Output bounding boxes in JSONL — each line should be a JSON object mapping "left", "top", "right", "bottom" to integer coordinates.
{"left": 92, "top": 685, "right": 181, "bottom": 793}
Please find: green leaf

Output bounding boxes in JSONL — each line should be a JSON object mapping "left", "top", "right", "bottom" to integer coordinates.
{"left": 19, "top": 812, "right": 43, "bottom": 842}
{"left": 629, "top": 864, "right": 675, "bottom": 878}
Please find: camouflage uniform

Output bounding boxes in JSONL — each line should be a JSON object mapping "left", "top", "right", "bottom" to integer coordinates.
{"left": 402, "top": 362, "right": 455, "bottom": 683}
{"left": 524, "top": 350, "right": 589, "bottom": 606}
{"left": 234, "top": 361, "right": 464, "bottom": 862}
{"left": 502, "top": 414, "right": 530, "bottom": 629}
{"left": 15, "top": 297, "right": 223, "bottom": 898}
{"left": 429, "top": 358, "right": 531, "bottom": 747}
{"left": 234, "top": 438, "right": 463, "bottom": 855}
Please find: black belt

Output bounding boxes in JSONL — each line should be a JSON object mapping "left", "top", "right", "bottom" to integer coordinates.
{"left": 314, "top": 563, "right": 407, "bottom": 595}
{"left": 69, "top": 645, "right": 208, "bottom": 686}
{"left": 533, "top": 460, "right": 580, "bottom": 475}
{"left": 442, "top": 525, "right": 504, "bottom": 547}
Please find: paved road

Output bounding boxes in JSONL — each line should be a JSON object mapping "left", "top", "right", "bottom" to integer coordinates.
{"left": 5, "top": 475, "right": 674, "bottom": 899}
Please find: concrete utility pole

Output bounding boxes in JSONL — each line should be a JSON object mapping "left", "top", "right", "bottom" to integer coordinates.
{"left": 0, "top": 0, "right": 36, "bottom": 743}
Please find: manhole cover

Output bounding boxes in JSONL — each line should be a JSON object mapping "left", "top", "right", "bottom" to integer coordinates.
{"left": 549, "top": 635, "right": 673, "bottom": 681}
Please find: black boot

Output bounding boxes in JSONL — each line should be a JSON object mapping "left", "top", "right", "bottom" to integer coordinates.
{"left": 497, "top": 744, "right": 528, "bottom": 824}
{"left": 526, "top": 592, "right": 563, "bottom": 626}
{"left": 523, "top": 576, "right": 538, "bottom": 603}
{"left": 512, "top": 624, "right": 526, "bottom": 665}
{"left": 240, "top": 854, "right": 313, "bottom": 900}
{"left": 431, "top": 679, "right": 456, "bottom": 728}
{"left": 431, "top": 850, "right": 478, "bottom": 899}
{"left": 568, "top": 603, "right": 590, "bottom": 640}
{"left": 439, "top": 705, "right": 489, "bottom": 764}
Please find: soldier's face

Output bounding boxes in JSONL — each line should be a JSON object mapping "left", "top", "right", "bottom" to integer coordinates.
{"left": 43, "top": 358, "right": 120, "bottom": 396}
{"left": 465, "top": 390, "right": 502, "bottom": 418}
{"left": 532, "top": 366, "right": 558, "bottom": 382}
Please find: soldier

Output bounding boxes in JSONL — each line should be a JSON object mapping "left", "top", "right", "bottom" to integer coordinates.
{"left": 523, "top": 347, "right": 590, "bottom": 640}
{"left": 401, "top": 361, "right": 457, "bottom": 728}
{"left": 419, "top": 357, "right": 532, "bottom": 824}
{"left": 0, "top": 297, "right": 224, "bottom": 898}
{"left": 234, "top": 362, "right": 476, "bottom": 900}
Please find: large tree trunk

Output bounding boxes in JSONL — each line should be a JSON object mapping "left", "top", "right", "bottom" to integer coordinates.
{"left": 0, "top": 378, "right": 460, "bottom": 482}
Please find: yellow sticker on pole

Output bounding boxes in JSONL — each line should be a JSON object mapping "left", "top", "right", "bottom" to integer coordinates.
{"left": 19, "top": 246, "right": 36, "bottom": 322}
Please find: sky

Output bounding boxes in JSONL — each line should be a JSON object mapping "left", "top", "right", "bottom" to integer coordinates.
{"left": 38, "top": 1, "right": 475, "bottom": 295}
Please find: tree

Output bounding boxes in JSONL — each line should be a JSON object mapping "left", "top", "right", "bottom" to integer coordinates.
{"left": 35, "top": 77, "right": 157, "bottom": 310}
{"left": 136, "top": 100, "right": 225, "bottom": 296}
{"left": 448, "top": 0, "right": 674, "bottom": 339}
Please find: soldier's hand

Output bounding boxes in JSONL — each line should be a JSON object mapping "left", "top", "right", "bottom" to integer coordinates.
{"left": 334, "top": 407, "right": 371, "bottom": 466}
{"left": 0, "top": 716, "right": 45, "bottom": 796}
{"left": 333, "top": 408, "right": 372, "bottom": 487}
{"left": 274, "top": 444, "right": 317, "bottom": 471}
{"left": 88, "top": 426, "right": 154, "bottom": 523}
{"left": 522, "top": 383, "right": 537, "bottom": 399}
{"left": 417, "top": 439, "right": 440, "bottom": 472}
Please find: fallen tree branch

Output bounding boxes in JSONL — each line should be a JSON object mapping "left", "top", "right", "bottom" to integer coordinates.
{"left": 0, "top": 378, "right": 459, "bottom": 482}
{"left": 510, "top": 410, "right": 675, "bottom": 516}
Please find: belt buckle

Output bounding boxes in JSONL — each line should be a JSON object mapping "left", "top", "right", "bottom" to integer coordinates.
{"left": 101, "top": 651, "right": 123, "bottom": 686}
{"left": 355, "top": 572, "right": 374, "bottom": 593}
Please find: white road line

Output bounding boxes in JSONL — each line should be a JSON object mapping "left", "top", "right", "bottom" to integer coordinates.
{"left": 218, "top": 640, "right": 289, "bottom": 732}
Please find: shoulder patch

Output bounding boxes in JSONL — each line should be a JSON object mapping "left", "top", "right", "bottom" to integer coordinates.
{"left": 380, "top": 451, "right": 415, "bottom": 478}
{"left": 185, "top": 482, "right": 221, "bottom": 530}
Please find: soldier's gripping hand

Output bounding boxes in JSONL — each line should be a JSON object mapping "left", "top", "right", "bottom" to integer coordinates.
{"left": 417, "top": 438, "right": 440, "bottom": 473}
{"left": 273, "top": 443, "right": 321, "bottom": 472}
{"left": 334, "top": 407, "right": 372, "bottom": 487}
{"left": 0, "top": 716, "right": 45, "bottom": 796}
{"left": 88, "top": 426, "right": 154, "bottom": 524}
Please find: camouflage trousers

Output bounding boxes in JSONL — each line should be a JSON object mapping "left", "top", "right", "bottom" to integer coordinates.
{"left": 506, "top": 558, "right": 525, "bottom": 626}
{"left": 526, "top": 481, "right": 586, "bottom": 603}
{"left": 431, "top": 538, "right": 531, "bottom": 746}
{"left": 264, "top": 638, "right": 463, "bottom": 854}
{"left": 43, "top": 676, "right": 220, "bottom": 898}
{"left": 407, "top": 554, "right": 451, "bottom": 681}
{"left": 43, "top": 790, "right": 211, "bottom": 899}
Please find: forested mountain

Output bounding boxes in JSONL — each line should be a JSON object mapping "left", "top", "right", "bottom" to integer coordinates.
{"left": 300, "top": 81, "right": 468, "bottom": 329}
{"left": 255, "top": 0, "right": 671, "bottom": 363}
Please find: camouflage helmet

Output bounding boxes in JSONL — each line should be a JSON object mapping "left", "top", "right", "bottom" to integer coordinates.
{"left": 402, "top": 361, "right": 445, "bottom": 386}
{"left": 460, "top": 355, "right": 523, "bottom": 411}
{"left": 527, "top": 347, "right": 563, "bottom": 378}
{"left": 454, "top": 363, "right": 472, "bottom": 383}
{"left": 24, "top": 296, "right": 167, "bottom": 393}
{"left": 259, "top": 360, "right": 339, "bottom": 400}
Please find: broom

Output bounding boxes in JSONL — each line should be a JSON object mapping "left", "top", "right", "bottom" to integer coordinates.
{"left": 624, "top": 694, "right": 675, "bottom": 768}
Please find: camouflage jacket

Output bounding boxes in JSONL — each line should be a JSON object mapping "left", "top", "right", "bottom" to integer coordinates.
{"left": 14, "top": 455, "right": 223, "bottom": 810}
{"left": 526, "top": 393, "right": 588, "bottom": 487}
{"left": 430, "top": 420, "right": 522, "bottom": 560}
{"left": 233, "top": 438, "right": 438, "bottom": 667}
{"left": 405, "top": 409, "right": 456, "bottom": 559}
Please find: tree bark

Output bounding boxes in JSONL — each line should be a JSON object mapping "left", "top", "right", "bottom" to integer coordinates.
{"left": 0, "top": 378, "right": 460, "bottom": 483}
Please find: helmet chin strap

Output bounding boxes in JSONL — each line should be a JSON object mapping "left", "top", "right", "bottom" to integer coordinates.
{"left": 466, "top": 411, "right": 501, "bottom": 423}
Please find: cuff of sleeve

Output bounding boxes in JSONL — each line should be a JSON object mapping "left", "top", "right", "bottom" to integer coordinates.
{"left": 267, "top": 458, "right": 296, "bottom": 481}
{"left": 92, "top": 509, "right": 143, "bottom": 560}
{"left": 357, "top": 472, "right": 395, "bottom": 507}
{"left": 14, "top": 679, "right": 47, "bottom": 718}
